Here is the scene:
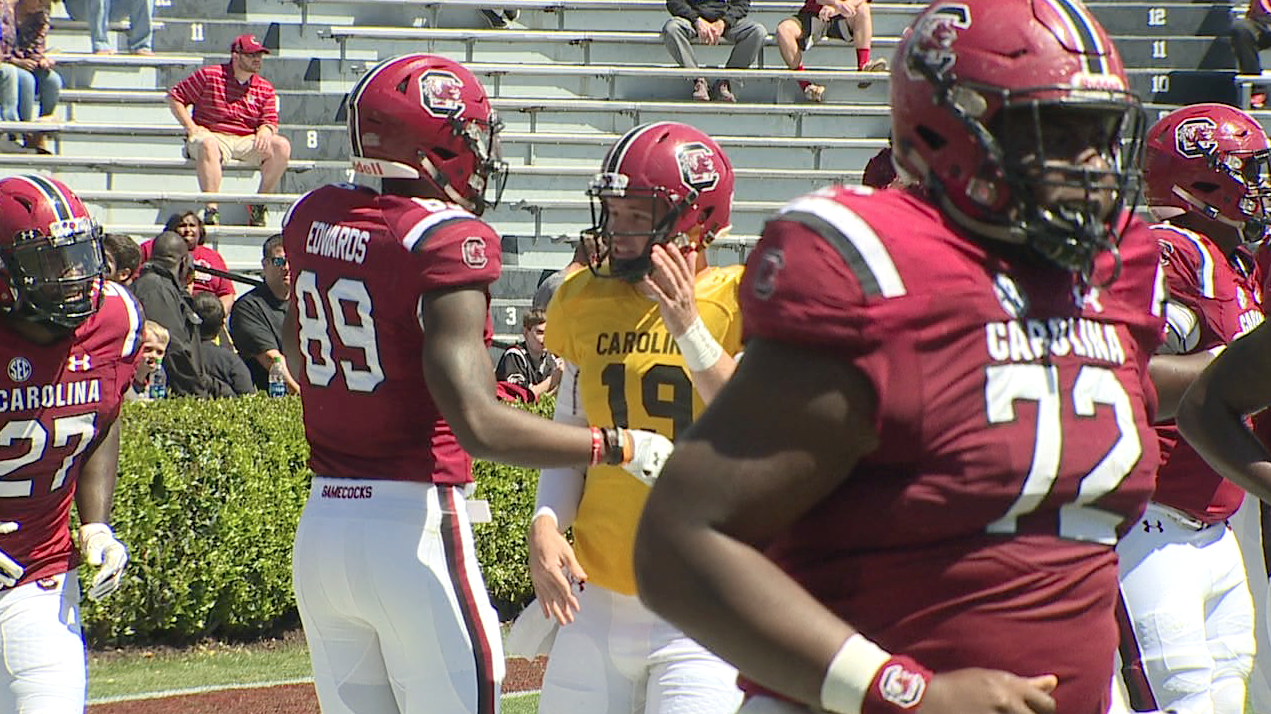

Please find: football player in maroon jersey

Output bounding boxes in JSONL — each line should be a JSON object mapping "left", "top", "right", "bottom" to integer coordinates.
{"left": 282, "top": 54, "right": 672, "bottom": 714}
{"left": 634, "top": 2, "right": 1171, "bottom": 713}
{"left": 1114, "top": 103, "right": 1271, "bottom": 714}
{"left": 0, "top": 174, "right": 141, "bottom": 712}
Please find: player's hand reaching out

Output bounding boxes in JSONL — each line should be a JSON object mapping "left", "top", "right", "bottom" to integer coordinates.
{"left": 643, "top": 244, "right": 699, "bottom": 338}
{"left": 919, "top": 669, "right": 1057, "bottom": 714}
{"left": 0, "top": 522, "right": 23, "bottom": 589}
{"left": 528, "top": 516, "right": 587, "bottom": 625}
{"left": 619, "top": 430, "right": 673, "bottom": 485}
{"left": 79, "top": 523, "right": 128, "bottom": 600}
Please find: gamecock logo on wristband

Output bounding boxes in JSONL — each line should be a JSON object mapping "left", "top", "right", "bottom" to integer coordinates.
{"left": 878, "top": 663, "right": 926, "bottom": 708}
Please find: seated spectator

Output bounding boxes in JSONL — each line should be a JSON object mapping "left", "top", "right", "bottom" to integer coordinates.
{"left": 495, "top": 308, "right": 561, "bottom": 401}
{"left": 125, "top": 319, "right": 169, "bottom": 400}
{"left": 192, "top": 292, "right": 253, "bottom": 395}
{"left": 102, "top": 232, "right": 141, "bottom": 284}
{"left": 63, "top": 0, "right": 153, "bottom": 54}
{"left": 0, "top": 0, "right": 20, "bottom": 123}
{"left": 662, "top": 0, "right": 766, "bottom": 102}
{"left": 480, "top": 7, "right": 519, "bottom": 28}
{"left": 137, "top": 211, "right": 236, "bottom": 313}
{"left": 130, "top": 231, "right": 218, "bottom": 397}
{"left": 776, "top": 0, "right": 885, "bottom": 102}
{"left": 166, "top": 34, "right": 290, "bottom": 227}
{"left": 229, "top": 234, "right": 299, "bottom": 393}
{"left": 1234, "top": 1, "right": 1271, "bottom": 107}
{"left": 10, "top": 0, "right": 61, "bottom": 153}
{"left": 531, "top": 240, "right": 589, "bottom": 311}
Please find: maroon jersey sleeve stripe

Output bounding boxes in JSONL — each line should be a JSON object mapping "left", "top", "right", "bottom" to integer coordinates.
{"left": 768, "top": 210, "right": 889, "bottom": 297}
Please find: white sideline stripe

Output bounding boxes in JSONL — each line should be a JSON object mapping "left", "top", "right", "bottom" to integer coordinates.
{"left": 87, "top": 679, "right": 541, "bottom": 705}
{"left": 87, "top": 677, "right": 314, "bottom": 704}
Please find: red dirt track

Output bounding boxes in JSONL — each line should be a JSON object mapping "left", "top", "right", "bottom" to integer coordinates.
{"left": 87, "top": 656, "right": 546, "bottom": 714}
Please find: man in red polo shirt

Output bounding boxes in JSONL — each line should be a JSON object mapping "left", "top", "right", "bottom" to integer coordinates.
{"left": 166, "top": 34, "right": 292, "bottom": 228}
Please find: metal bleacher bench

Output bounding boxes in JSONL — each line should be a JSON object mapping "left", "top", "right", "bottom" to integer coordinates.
{"left": 320, "top": 25, "right": 898, "bottom": 64}
{"left": 294, "top": 0, "right": 924, "bottom": 32}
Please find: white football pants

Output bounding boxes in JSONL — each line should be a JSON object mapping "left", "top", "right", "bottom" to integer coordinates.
{"left": 293, "top": 478, "right": 504, "bottom": 714}
{"left": 0, "top": 573, "right": 85, "bottom": 714}
{"left": 1231, "top": 497, "right": 1271, "bottom": 714}
{"left": 1116, "top": 503, "right": 1254, "bottom": 714}
{"left": 538, "top": 582, "right": 742, "bottom": 714}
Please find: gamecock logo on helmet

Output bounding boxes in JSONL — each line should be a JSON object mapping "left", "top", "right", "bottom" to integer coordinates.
{"left": 1175, "top": 117, "right": 1218, "bottom": 159}
{"left": 905, "top": 4, "right": 971, "bottom": 80}
{"left": 419, "top": 70, "right": 466, "bottom": 119}
{"left": 676, "top": 142, "right": 720, "bottom": 193}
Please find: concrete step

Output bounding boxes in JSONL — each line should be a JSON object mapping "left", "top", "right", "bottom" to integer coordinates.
{"left": 1088, "top": 2, "right": 1236, "bottom": 38}
{"left": 1113, "top": 35, "right": 1233, "bottom": 71}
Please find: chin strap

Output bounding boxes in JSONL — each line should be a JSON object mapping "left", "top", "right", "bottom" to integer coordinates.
{"left": 419, "top": 156, "right": 478, "bottom": 213}
{"left": 1171, "top": 184, "right": 1270, "bottom": 246}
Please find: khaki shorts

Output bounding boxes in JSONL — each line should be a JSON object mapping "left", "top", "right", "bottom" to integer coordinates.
{"left": 185, "top": 131, "right": 262, "bottom": 166}
{"left": 795, "top": 10, "right": 853, "bottom": 51}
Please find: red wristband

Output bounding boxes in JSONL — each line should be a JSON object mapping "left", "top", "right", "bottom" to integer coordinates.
{"left": 862, "top": 656, "right": 932, "bottom": 714}
{"left": 589, "top": 427, "right": 605, "bottom": 466}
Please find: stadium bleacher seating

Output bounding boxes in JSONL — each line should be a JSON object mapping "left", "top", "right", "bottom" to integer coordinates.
{"left": 0, "top": 0, "right": 1251, "bottom": 338}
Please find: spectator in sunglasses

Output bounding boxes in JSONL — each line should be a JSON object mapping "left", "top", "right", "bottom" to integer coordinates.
{"left": 230, "top": 233, "right": 298, "bottom": 392}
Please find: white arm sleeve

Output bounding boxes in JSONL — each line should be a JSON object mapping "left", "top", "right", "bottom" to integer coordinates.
{"left": 1161, "top": 299, "right": 1201, "bottom": 355}
{"left": 534, "top": 361, "right": 585, "bottom": 532}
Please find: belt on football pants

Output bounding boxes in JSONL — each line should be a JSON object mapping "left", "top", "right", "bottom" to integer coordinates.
{"left": 1149, "top": 503, "right": 1223, "bottom": 531}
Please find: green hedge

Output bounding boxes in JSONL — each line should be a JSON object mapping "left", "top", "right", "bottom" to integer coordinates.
{"left": 82, "top": 393, "right": 549, "bottom": 646}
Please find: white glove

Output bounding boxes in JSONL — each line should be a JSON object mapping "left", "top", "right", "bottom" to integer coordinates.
{"left": 79, "top": 523, "right": 128, "bottom": 600}
{"left": 620, "top": 430, "right": 674, "bottom": 487}
{"left": 0, "top": 522, "right": 24, "bottom": 589}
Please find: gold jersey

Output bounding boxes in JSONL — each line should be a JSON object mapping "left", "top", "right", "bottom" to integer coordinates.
{"left": 544, "top": 264, "right": 745, "bottom": 595}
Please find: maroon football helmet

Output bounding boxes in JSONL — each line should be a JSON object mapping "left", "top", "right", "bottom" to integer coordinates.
{"left": 1144, "top": 103, "right": 1271, "bottom": 245}
{"left": 0, "top": 175, "right": 105, "bottom": 328}
{"left": 583, "top": 121, "right": 735, "bottom": 281}
{"left": 891, "top": 0, "right": 1145, "bottom": 276}
{"left": 346, "top": 53, "right": 507, "bottom": 215}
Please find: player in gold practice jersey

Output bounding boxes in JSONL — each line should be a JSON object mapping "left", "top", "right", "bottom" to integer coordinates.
{"left": 526, "top": 122, "right": 744, "bottom": 714}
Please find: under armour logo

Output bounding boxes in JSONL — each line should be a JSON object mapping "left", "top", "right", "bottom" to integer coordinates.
{"left": 66, "top": 354, "right": 91, "bottom": 372}
{"left": 1142, "top": 519, "right": 1163, "bottom": 533}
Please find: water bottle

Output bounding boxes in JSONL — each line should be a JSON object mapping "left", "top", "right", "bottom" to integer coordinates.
{"left": 268, "top": 357, "right": 287, "bottom": 397}
{"left": 148, "top": 364, "right": 167, "bottom": 400}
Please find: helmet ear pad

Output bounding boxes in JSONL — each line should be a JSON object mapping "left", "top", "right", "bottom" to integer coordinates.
{"left": 0, "top": 175, "right": 105, "bottom": 328}
{"left": 347, "top": 53, "right": 507, "bottom": 213}
{"left": 584, "top": 122, "right": 735, "bottom": 281}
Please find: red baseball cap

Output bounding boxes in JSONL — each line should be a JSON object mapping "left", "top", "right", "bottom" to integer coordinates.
{"left": 230, "top": 34, "right": 270, "bottom": 54}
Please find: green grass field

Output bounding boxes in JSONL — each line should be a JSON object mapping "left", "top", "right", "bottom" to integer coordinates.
{"left": 88, "top": 635, "right": 313, "bottom": 701}
{"left": 87, "top": 632, "right": 541, "bottom": 711}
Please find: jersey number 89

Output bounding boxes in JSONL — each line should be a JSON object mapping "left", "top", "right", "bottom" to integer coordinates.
{"left": 294, "top": 270, "right": 386, "bottom": 392}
